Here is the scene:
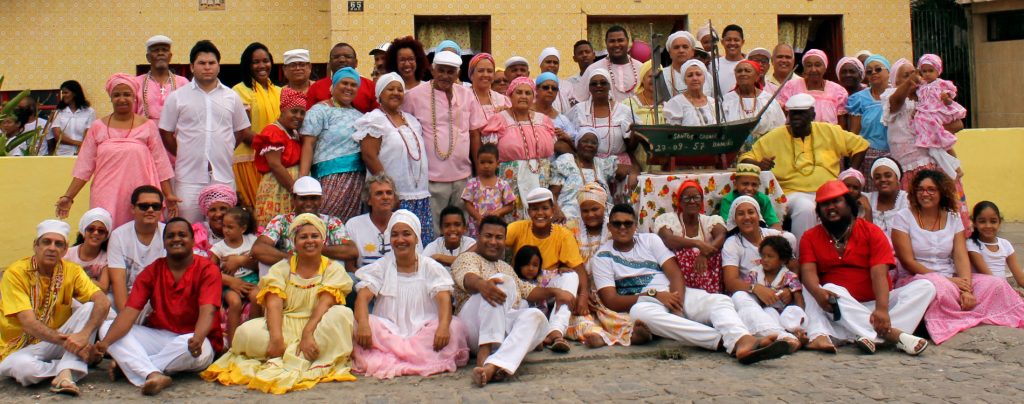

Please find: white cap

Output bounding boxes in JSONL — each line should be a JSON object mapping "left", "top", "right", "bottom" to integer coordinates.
{"left": 856, "top": 50, "right": 872, "bottom": 58}
{"left": 293, "top": 176, "right": 323, "bottom": 196}
{"left": 283, "top": 49, "right": 310, "bottom": 64}
{"left": 785, "top": 93, "right": 816, "bottom": 111}
{"left": 145, "top": 35, "right": 172, "bottom": 50}
{"left": 747, "top": 47, "right": 771, "bottom": 60}
{"left": 525, "top": 188, "right": 554, "bottom": 204}
{"left": 504, "top": 56, "right": 529, "bottom": 69}
{"left": 369, "top": 42, "right": 391, "bottom": 55}
{"left": 37, "top": 219, "right": 71, "bottom": 241}
{"left": 537, "top": 47, "right": 560, "bottom": 66}
{"left": 433, "top": 51, "right": 463, "bottom": 68}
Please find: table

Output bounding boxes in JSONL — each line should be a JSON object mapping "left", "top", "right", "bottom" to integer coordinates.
{"left": 631, "top": 170, "right": 787, "bottom": 233}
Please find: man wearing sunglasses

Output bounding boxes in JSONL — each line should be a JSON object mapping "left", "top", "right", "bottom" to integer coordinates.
{"left": 591, "top": 204, "right": 790, "bottom": 365}
{"left": 107, "top": 186, "right": 167, "bottom": 314}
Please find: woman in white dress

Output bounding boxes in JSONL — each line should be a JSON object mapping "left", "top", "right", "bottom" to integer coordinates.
{"left": 722, "top": 59, "right": 786, "bottom": 152}
{"left": 663, "top": 60, "right": 717, "bottom": 126}
{"left": 866, "top": 157, "right": 908, "bottom": 241}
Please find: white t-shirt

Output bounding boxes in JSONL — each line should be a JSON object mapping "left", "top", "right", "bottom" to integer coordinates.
{"left": 712, "top": 57, "right": 742, "bottom": 95}
{"left": 422, "top": 236, "right": 476, "bottom": 267}
{"left": 210, "top": 233, "right": 258, "bottom": 278}
{"left": 966, "top": 237, "right": 1014, "bottom": 279}
{"left": 891, "top": 208, "right": 964, "bottom": 277}
{"left": 721, "top": 228, "right": 798, "bottom": 277}
{"left": 347, "top": 214, "right": 391, "bottom": 268}
{"left": 107, "top": 221, "right": 166, "bottom": 292}
{"left": 591, "top": 234, "right": 676, "bottom": 295}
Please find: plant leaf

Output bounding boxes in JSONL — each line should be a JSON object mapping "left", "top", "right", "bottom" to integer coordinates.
{"left": 1, "top": 89, "right": 31, "bottom": 116}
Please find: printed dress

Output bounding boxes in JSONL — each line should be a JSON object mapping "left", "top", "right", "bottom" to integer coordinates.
{"left": 912, "top": 78, "right": 966, "bottom": 151}
{"left": 460, "top": 177, "right": 516, "bottom": 237}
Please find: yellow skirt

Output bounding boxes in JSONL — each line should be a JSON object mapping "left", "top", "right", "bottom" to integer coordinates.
{"left": 233, "top": 161, "right": 263, "bottom": 209}
{"left": 254, "top": 166, "right": 299, "bottom": 226}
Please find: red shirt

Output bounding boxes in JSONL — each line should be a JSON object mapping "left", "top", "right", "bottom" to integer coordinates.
{"left": 252, "top": 124, "right": 302, "bottom": 173}
{"left": 799, "top": 219, "right": 895, "bottom": 302}
{"left": 127, "top": 256, "right": 224, "bottom": 352}
{"left": 306, "top": 76, "right": 379, "bottom": 113}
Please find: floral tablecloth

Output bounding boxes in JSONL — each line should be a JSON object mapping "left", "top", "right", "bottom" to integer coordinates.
{"left": 631, "top": 171, "right": 787, "bottom": 233}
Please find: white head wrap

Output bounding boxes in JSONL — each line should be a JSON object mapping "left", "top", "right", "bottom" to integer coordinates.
{"left": 725, "top": 195, "right": 763, "bottom": 230}
{"left": 575, "top": 126, "right": 599, "bottom": 147}
{"left": 433, "top": 51, "right": 462, "bottom": 68}
{"left": 283, "top": 49, "right": 310, "bottom": 64}
{"left": 537, "top": 47, "right": 561, "bottom": 67}
{"left": 681, "top": 59, "right": 709, "bottom": 77}
{"left": 37, "top": 219, "right": 71, "bottom": 241}
{"left": 870, "top": 157, "right": 902, "bottom": 182}
{"left": 78, "top": 207, "right": 113, "bottom": 236}
{"left": 585, "top": 67, "right": 610, "bottom": 84}
{"left": 385, "top": 209, "right": 422, "bottom": 246}
{"left": 666, "top": 31, "right": 696, "bottom": 51}
{"left": 695, "top": 24, "right": 715, "bottom": 41}
{"left": 374, "top": 72, "right": 405, "bottom": 100}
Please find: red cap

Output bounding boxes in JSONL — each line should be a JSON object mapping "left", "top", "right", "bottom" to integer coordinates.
{"left": 815, "top": 180, "right": 849, "bottom": 203}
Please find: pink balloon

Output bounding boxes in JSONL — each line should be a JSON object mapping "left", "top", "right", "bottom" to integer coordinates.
{"left": 630, "top": 40, "right": 652, "bottom": 63}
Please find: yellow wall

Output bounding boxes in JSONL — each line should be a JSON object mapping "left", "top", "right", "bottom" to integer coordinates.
{"left": 957, "top": 128, "right": 1024, "bottom": 219}
{"left": 0, "top": 157, "right": 90, "bottom": 268}
{"left": 1, "top": 0, "right": 909, "bottom": 116}
{"left": 969, "top": 0, "right": 1024, "bottom": 128}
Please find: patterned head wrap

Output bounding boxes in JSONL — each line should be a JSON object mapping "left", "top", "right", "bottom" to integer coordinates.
{"left": 577, "top": 183, "right": 609, "bottom": 207}
{"left": 735, "top": 163, "right": 761, "bottom": 177}
{"left": 835, "top": 56, "right": 865, "bottom": 81}
{"left": 280, "top": 87, "right": 307, "bottom": 110}
{"left": 289, "top": 212, "right": 326, "bottom": 241}
{"left": 506, "top": 76, "right": 536, "bottom": 98}
{"left": 105, "top": 73, "right": 139, "bottom": 97}
{"left": 917, "top": 54, "right": 943, "bottom": 75}
{"left": 673, "top": 179, "right": 705, "bottom": 213}
{"left": 198, "top": 184, "right": 237, "bottom": 214}
{"left": 469, "top": 52, "right": 495, "bottom": 75}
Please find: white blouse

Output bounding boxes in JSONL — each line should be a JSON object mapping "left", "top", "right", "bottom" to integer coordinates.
{"left": 891, "top": 208, "right": 964, "bottom": 277}
{"left": 566, "top": 100, "right": 635, "bottom": 157}
{"left": 721, "top": 228, "right": 798, "bottom": 277}
{"left": 355, "top": 255, "right": 454, "bottom": 337}
{"left": 353, "top": 109, "right": 430, "bottom": 200}
{"left": 663, "top": 94, "right": 717, "bottom": 126}
{"left": 721, "top": 90, "right": 786, "bottom": 137}
{"left": 867, "top": 190, "right": 909, "bottom": 241}
{"left": 653, "top": 212, "right": 724, "bottom": 246}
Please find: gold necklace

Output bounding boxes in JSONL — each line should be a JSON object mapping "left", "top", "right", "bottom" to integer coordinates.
{"left": 430, "top": 83, "right": 456, "bottom": 160}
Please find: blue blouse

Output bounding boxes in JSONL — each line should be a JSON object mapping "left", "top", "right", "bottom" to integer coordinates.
{"left": 301, "top": 102, "right": 365, "bottom": 177}
{"left": 847, "top": 88, "right": 888, "bottom": 151}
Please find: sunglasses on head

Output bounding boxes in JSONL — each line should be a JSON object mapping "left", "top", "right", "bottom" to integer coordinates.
{"left": 609, "top": 220, "right": 635, "bottom": 229}
{"left": 135, "top": 202, "right": 162, "bottom": 212}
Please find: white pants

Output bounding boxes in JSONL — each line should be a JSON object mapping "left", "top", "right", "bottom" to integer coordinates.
{"left": 544, "top": 272, "right": 579, "bottom": 336}
{"left": 0, "top": 303, "right": 97, "bottom": 386}
{"left": 785, "top": 192, "right": 818, "bottom": 242}
{"left": 731, "top": 292, "right": 805, "bottom": 341}
{"left": 457, "top": 274, "right": 548, "bottom": 375}
{"left": 175, "top": 179, "right": 234, "bottom": 223}
{"left": 629, "top": 288, "right": 750, "bottom": 354}
{"left": 104, "top": 325, "right": 214, "bottom": 386}
{"left": 803, "top": 280, "right": 936, "bottom": 343}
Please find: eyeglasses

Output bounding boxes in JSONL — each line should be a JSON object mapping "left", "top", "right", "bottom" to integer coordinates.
{"left": 915, "top": 187, "right": 939, "bottom": 195}
{"left": 38, "top": 238, "right": 67, "bottom": 249}
{"left": 539, "top": 85, "right": 559, "bottom": 92}
{"left": 866, "top": 67, "right": 886, "bottom": 75}
{"left": 84, "top": 226, "right": 108, "bottom": 235}
{"left": 285, "top": 63, "right": 310, "bottom": 69}
{"left": 680, "top": 196, "right": 702, "bottom": 203}
{"left": 135, "top": 202, "right": 162, "bottom": 211}
{"left": 609, "top": 220, "right": 635, "bottom": 229}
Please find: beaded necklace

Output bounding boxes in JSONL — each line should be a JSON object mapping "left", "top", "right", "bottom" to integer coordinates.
{"left": 606, "top": 59, "right": 638, "bottom": 95}
{"left": 141, "top": 71, "right": 177, "bottom": 118}
{"left": 512, "top": 110, "right": 542, "bottom": 173}
{"left": 473, "top": 89, "right": 494, "bottom": 120}
{"left": 105, "top": 114, "right": 136, "bottom": 140}
{"left": 7, "top": 259, "right": 65, "bottom": 351}
{"left": 430, "top": 83, "right": 456, "bottom": 160}
{"left": 386, "top": 111, "right": 424, "bottom": 183}
{"left": 589, "top": 99, "right": 616, "bottom": 156}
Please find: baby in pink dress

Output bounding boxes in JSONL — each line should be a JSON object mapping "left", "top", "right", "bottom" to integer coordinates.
{"left": 911, "top": 54, "right": 967, "bottom": 151}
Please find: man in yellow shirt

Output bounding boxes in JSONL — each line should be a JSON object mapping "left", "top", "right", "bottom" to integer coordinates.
{"left": 740, "top": 93, "right": 868, "bottom": 241}
{"left": 0, "top": 220, "right": 111, "bottom": 397}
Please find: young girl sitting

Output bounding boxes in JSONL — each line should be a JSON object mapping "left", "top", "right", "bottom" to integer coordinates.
{"left": 746, "top": 235, "right": 807, "bottom": 343}
{"left": 967, "top": 201, "right": 1024, "bottom": 298}
{"left": 839, "top": 168, "right": 873, "bottom": 222}
{"left": 461, "top": 144, "right": 516, "bottom": 237}
{"left": 912, "top": 54, "right": 967, "bottom": 179}
{"left": 513, "top": 245, "right": 544, "bottom": 302}
{"left": 210, "top": 207, "right": 260, "bottom": 346}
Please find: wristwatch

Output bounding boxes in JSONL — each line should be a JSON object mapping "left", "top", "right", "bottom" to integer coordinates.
{"left": 646, "top": 288, "right": 658, "bottom": 297}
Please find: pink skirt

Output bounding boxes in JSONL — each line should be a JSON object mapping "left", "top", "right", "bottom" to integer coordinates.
{"left": 352, "top": 316, "right": 470, "bottom": 379}
{"left": 913, "top": 272, "right": 1024, "bottom": 344}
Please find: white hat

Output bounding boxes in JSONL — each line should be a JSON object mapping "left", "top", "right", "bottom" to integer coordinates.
{"left": 525, "top": 188, "right": 554, "bottom": 204}
{"left": 504, "top": 56, "right": 529, "bottom": 69}
{"left": 78, "top": 207, "right": 113, "bottom": 236}
{"left": 369, "top": 42, "right": 391, "bottom": 55}
{"left": 433, "top": 51, "right": 463, "bottom": 68}
{"left": 785, "top": 93, "right": 816, "bottom": 111}
{"left": 747, "top": 47, "right": 771, "bottom": 60}
{"left": 145, "top": 35, "right": 172, "bottom": 50}
{"left": 293, "top": 176, "right": 323, "bottom": 196}
{"left": 283, "top": 49, "right": 310, "bottom": 64}
{"left": 282, "top": 49, "right": 309, "bottom": 65}
{"left": 537, "top": 47, "right": 560, "bottom": 66}
{"left": 37, "top": 219, "right": 70, "bottom": 241}
{"left": 856, "top": 50, "right": 872, "bottom": 58}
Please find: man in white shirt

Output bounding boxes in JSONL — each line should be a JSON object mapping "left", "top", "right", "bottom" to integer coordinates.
{"left": 582, "top": 26, "right": 643, "bottom": 103}
{"left": 345, "top": 175, "right": 398, "bottom": 268}
{"left": 591, "top": 204, "right": 790, "bottom": 364}
{"left": 564, "top": 40, "right": 596, "bottom": 107}
{"left": 711, "top": 24, "right": 747, "bottom": 95}
{"left": 107, "top": 186, "right": 166, "bottom": 313}
{"left": 159, "top": 40, "right": 251, "bottom": 222}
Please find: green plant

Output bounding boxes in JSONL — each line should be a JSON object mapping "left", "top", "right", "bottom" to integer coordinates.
{"left": 0, "top": 75, "right": 43, "bottom": 156}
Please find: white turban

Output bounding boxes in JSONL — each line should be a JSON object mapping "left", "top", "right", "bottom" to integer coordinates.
{"left": 666, "top": 31, "right": 696, "bottom": 51}
{"left": 695, "top": 24, "right": 715, "bottom": 41}
{"left": 585, "top": 67, "right": 610, "bottom": 84}
{"left": 725, "top": 195, "right": 763, "bottom": 230}
{"left": 374, "top": 72, "right": 405, "bottom": 100}
{"left": 37, "top": 219, "right": 71, "bottom": 241}
{"left": 681, "top": 59, "right": 708, "bottom": 77}
{"left": 385, "top": 209, "right": 422, "bottom": 246}
{"left": 537, "top": 47, "right": 560, "bottom": 66}
{"left": 870, "top": 157, "right": 902, "bottom": 182}
{"left": 78, "top": 207, "right": 113, "bottom": 236}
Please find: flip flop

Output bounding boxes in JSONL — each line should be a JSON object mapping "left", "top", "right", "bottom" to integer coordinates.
{"left": 49, "top": 379, "right": 80, "bottom": 397}
{"left": 896, "top": 333, "right": 929, "bottom": 356}
{"left": 549, "top": 337, "right": 571, "bottom": 353}
{"left": 738, "top": 340, "right": 790, "bottom": 365}
{"left": 854, "top": 337, "right": 876, "bottom": 355}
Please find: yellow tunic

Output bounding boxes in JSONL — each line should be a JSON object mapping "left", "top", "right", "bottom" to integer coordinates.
{"left": 232, "top": 81, "right": 281, "bottom": 207}
{"left": 740, "top": 122, "right": 869, "bottom": 194}
{"left": 0, "top": 258, "right": 100, "bottom": 359}
{"left": 201, "top": 256, "right": 355, "bottom": 394}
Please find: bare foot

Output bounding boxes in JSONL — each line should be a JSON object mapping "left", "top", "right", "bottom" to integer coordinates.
{"left": 630, "top": 321, "right": 652, "bottom": 345}
{"left": 783, "top": 337, "right": 802, "bottom": 353}
{"left": 475, "top": 343, "right": 493, "bottom": 367}
{"left": 542, "top": 330, "right": 560, "bottom": 347}
{"left": 792, "top": 328, "right": 809, "bottom": 346}
{"left": 584, "top": 333, "right": 606, "bottom": 348}
{"left": 806, "top": 335, "right": 837, "bottom": 353}
{"left": 141, "top": 373, "right": 172, "bottom": 396}
{"left": 732, "top": 334, "right": 759, "bottom": 358}
{"left": 472, "top": 364, "right": 498, "bottom": 387}
{"left": 108, "top": 360, "right": 124, "bottom": 381}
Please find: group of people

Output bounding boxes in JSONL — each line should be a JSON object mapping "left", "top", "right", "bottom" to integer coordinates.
{"left": 2, "top": 22, "right": 1023, "bottom": 397}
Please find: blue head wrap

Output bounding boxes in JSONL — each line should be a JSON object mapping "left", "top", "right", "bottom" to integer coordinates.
{"left": 863, "top": 54, "right": 891, "bottom": 71}
{"left": 436, "top": 40, "right": 463, "bottom": 55}
{"left": 332, "top": 67, "right": 361, "bottom": 88}
{"left": 535, "top": 72, "right": 559, "bottom": 86}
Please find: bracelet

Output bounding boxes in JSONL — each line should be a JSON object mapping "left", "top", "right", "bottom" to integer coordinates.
{"left": 748, "top": 283, "right": 756, "bottom": 293}
{"left": 59, "top": 195, "right": 73, "bottom": 201}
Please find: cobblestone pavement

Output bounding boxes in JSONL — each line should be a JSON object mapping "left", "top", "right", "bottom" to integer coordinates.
{"left": 3, "top": 224, "right": 1024, "bottom": 403}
